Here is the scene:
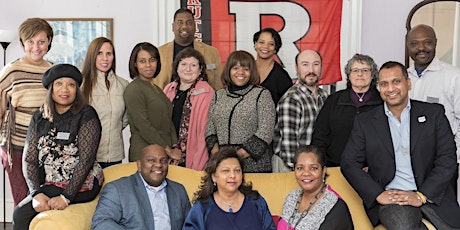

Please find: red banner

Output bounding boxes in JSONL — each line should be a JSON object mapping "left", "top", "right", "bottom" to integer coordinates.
{"left": 183, "top": 0, "right": 342, "bottom": 85}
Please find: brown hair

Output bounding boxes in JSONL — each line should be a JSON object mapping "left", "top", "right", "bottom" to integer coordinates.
{"left": 42, "top": 83, "right": 88, "bottom": 122}
{"left": 128, "top": 42, "right": 161, "bottom": 79}
{"left": 192, "top": 147, "right": 259, "bottom": 203}
{"left": 18, "top": 18, "right": 54, "bottom": 51}
{"left": 81, "top": 37, "right": 116, "bottom": 102}
{"left": 171, "top": 47, "right": 207, "bottom": 82}
{"left": 221, "top": 50, "right": 259, "bottom": 86}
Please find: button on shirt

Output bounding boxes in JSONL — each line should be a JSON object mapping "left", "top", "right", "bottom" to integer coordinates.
{"left": 140, "top": 175, "right": 171, "bottom": 230}
{"left": 384, "top": 101, "right": 417, "bottom": 191}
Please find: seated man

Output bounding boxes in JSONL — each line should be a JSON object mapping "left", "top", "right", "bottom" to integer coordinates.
{"left": 91, "top": 144, "right": 191, "bottom": 230}
{"left": 341, "top": 61, "right": 460, "bottom": 229}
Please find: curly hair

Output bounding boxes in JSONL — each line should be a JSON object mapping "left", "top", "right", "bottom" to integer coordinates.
{"left": 192, "top": 147, "right": 259, "bottom": 203}
{"left": 344, "top": 53, "right": 379, "bottom": 89}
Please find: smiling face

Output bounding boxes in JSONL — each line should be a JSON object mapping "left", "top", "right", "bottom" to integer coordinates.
{"left": 52, "top": 77, "right": 77, "bottom": 114}
{"left": 135, "top": 49, "right": 158, "bottom": 81}
{"left": 212, "top": 158, "right": 243, "bottom": 194}
{"left": 137, "top": 145, "right": 169, "bottom": 187}
{"left": 95, "top": 42, "right": 114, "bottom": 73}
{"left": 254, "top": 32, "right": 276, "bottom": 60}
{"left": 178, "top": 56, "right": 201, "bottom": 86}
{"left": 294, "top": 152, "right": 326, "bottom": 195}
{"left": 378, "top": 65, "right": 411, "bottom": 113}
{"left": 230, "top": 63, "right": 251, "bottom": 86}
{"left": 23, "top": 31, "right": 51, "bottom": 65}
{"left": 406, "top": 25, "right": 437, "bottom": 70}
{"left": 172, "top": 12, "right": 196, "bottom": 46}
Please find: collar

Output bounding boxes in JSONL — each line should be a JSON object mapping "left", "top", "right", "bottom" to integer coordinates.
{"left": 408, "top": 57, "right": 442, "bottom": 77}
{"left": 139, "top": 172, "right": 168, "bottom": 192}
{"left": 384, "top": 99, "right": 411, "bottom": 116}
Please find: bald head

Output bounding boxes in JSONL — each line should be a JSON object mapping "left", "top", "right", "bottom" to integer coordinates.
{"left": 137, "top": 144, "right": 169, "bottom": 187}
{"left": 407, "top": 24, "right": 437, "bottom": 40}
{"left": 140, "top": 144, "right": 167, "bottom": 159}
{"left": 406, "top": 24, "right": 437, "bottom": 70}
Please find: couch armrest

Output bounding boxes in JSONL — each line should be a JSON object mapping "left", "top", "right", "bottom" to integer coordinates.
{"left": 29, "top": 199, "right": 98, "bottom": 230}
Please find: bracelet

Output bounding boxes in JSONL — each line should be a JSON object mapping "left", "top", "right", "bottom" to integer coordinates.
{"left": 416, "top": 191, "right": 427, "bottom": 204}
{"left": 60, "top": 194, "right": 70, "bottom": 206}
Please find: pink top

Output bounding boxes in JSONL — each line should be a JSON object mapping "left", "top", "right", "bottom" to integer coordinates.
{"left": 164, "top": 80, "right": 215, "bottom": 170}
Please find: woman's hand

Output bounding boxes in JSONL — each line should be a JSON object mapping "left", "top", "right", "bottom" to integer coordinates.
{"left": 211, "top": 144, "right": 220, "bottom": 155}
{"left": 32, "top": 193, "right": 51, "bottom": 212}
{"left": 165, "top": 146, "right": 182, "bottom": 165}
{"left": 48, "top": 195, "right": 69, "bottom": 210}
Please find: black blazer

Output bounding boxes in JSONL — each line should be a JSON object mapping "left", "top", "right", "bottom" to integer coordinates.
{"left": 341, "top": 100, "right": 460, "bottom": 227}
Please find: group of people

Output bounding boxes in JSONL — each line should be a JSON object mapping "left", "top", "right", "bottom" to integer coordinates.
{"left": 0, "top": 6, "right": 460, "bottom": 230}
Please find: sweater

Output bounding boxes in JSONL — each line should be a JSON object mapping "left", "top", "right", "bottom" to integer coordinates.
{"left": 205, "top": 85, "right": 275, "bottom": 172}
{"left": 124, "top": 78, "right": 177, "bottom": 161}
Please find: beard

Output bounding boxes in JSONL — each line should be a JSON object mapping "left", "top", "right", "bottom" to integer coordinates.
{"left": 299, "top": 72, "right": 319, "bottom": 87}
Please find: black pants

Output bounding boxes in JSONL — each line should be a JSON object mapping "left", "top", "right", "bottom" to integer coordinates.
{"left": 12, "top": 180, "right": 101, "bottom": 230}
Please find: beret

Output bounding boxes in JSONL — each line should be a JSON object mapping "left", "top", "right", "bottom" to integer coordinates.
{"left": 42, "top": 64, "right": 83, "bottom": 89}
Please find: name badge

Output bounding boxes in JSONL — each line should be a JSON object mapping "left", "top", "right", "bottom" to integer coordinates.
{"left": 56, "top": 132, "right": 70, "bottom": 140}
{"left": 206, "top": 63, "right": 216, "bottom": 70}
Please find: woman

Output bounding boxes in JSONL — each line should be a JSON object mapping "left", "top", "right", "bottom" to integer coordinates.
{"left": 12, "top": 64, "right": 103, "bottom": 230}
{"left": 0, "top": 18, "right": 54, "bottom": 206}
{"left": 163, "top": 47, "right": 214, "bottom": 170}
{"left": 312, "top": 53, "right": 382, "bottom": 167}
{"left": 253, "top": 28, "right": 292, "bottom": 104}
{"left": 183, "top": 148, "right": 275, "bottom": 229}
{"left": 205, "top": 50, "right": 275, "bottom": 173}
{"left": 81, "top": 37, "right": 129, "bottom": 168}
{"left": 279, "top": 145, "right": 353, "bottom": 230}
{"left": 123, "top": 42, "right": 180, "bottom": 162}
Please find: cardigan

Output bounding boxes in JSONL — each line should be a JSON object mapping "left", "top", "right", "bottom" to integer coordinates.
{"left": 89, "top": 70, "right": 129, "bottom": 163}
{"left": 164, "top": 80, "right": 214, "bottom": 170}
{"left": 205, "top": 85, "right": 276, "bottom": 172}
{"left": 312, "top": 87, "right": 383, "bottom": 166}
{"left": 124, "top": 78, "right": 177, "bottom": 161}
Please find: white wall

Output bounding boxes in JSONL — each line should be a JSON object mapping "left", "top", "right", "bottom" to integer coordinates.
{"left": 0, "top": 0, "right": 421, "bottom": 222}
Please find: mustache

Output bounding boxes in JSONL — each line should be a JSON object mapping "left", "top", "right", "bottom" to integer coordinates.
{"left": 304, "top": 72, "right": 318, "bottom": 78}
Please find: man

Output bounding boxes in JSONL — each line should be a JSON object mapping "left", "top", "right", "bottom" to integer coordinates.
{"left": 91, "top": 144, "right": 191, "bottom": 230}
{"left": 153, "top": 8, "right": 223, "bottom": 90}
{"left": 273, "top": 49, "right": 328, "bottom": 169}
{"left": 341, "top": 61, "right": 460, "bottom": 229}
{"left": 406, "top": 24, "right": 460, "bottom": 200}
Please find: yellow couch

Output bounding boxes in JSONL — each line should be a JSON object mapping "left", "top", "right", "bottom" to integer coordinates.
{"left": 29, "top": 162, "right": 434, "bottom": 230}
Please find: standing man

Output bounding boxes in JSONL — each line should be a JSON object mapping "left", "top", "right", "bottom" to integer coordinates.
{"left": 341, "top": 61, "right": 460, "bottom": 229}
{"left": 406, "top": 24, "right": 460, "bottom": 201}
{"left": 273, "top": 50, "right": 328, "bottom": 170}
{"left": 153, "top": 8, "right": 223, "bottom": 90}
{"left": 91, "top": 144, "right": 191, "bottom": 230}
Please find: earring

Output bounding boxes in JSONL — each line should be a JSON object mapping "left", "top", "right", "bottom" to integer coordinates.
{"left": 213, "top": 181, "right": 216, "bottom": 187}
{"left": 322, "top": 177, "right": 326, "bottom": 183}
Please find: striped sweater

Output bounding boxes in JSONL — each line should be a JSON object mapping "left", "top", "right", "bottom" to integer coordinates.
{"left": 0, "top": 59, "right": 51, "bottom": 150}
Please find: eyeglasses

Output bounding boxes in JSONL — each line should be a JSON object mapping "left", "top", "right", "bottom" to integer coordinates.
{"left": 351, "top": 68, "right": 371, "bottom": 74}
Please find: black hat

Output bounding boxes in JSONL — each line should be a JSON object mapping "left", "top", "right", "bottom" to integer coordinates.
{"left": 42, "top": 64, "right": 83, "bottom": 89}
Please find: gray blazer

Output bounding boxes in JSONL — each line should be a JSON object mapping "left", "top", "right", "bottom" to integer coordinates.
{"left": 91, "top": 172, "right": 191, "bottom": 230}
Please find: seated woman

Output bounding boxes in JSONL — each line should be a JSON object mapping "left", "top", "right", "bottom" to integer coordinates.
{"left": 12, "top": 64, "right": 103, "bottom": 230}
{"left": 279, "top": 145, "right": 353, "bottom": 230}
{"left": 163, "top": 47, "right": 214, "bottom": 170}
{"left": 205, "top": 50, "right": 275, "bottom": 173}
{"left": 183, "top": 148, "right": 275, "bottom": 230}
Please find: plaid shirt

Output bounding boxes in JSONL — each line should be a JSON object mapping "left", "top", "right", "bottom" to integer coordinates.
{"left": 273, "top": 82, "right": 328, "bottom": 168}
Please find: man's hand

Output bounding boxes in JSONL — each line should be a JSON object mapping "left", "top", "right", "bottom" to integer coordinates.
{"left": 165, "top": 146, "right": 182, "bottom": 165}
{"left": 376, "top": 190, "right": 423, "bottom": 207}
{"left": 32, "top": 193, "right": 51, "bottom": 212}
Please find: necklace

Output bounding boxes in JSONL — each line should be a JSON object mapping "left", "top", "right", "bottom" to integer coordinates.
{"left": 355, "top": 91, "right": 366, "bottom": 102}
{"left": 216, "top": 192, "right": 239, "bottom": 213}
{"left": 288, "top": 183, "right": 327, "bottom": 228}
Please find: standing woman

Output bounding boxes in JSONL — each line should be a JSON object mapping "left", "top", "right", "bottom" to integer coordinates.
{"left": 164, "top": 47, "right": 214, "bottom": 170}
{"left": 81, "top": 37, "right": 129, "bottom": 169}
{"left": 13, "top": 64, "right": 103, "bottom": 230}
{"left": 205, "top": 50, "right": 275, "bottom": 173}
{"left": 312, "top": 54, "right": 382, "bottom": 167}
{"left": 253, "top": 28, "right": 292, "bottom": 104}
{"left": 0, "top": 18, "right": 54, "bottom": 206}
{"left": 124, "top": 42, "right": 180, "bottom": 162}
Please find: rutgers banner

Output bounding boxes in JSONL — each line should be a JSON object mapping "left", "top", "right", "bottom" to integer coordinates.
{"left": 181, "top": 0, "right": 343, "bottom": 85}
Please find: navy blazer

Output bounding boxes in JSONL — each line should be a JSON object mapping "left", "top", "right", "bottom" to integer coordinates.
{"left": 91, "top": 172, "right": 191, "bottom": 230}
{"left": 341, "top": 100, "right": 460, "bottom": 227}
